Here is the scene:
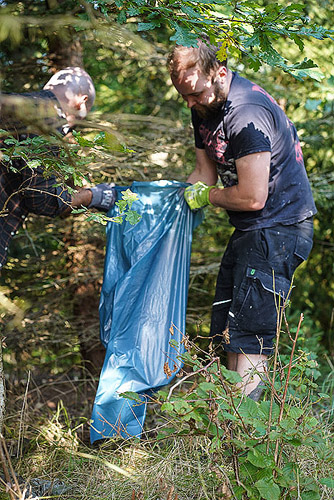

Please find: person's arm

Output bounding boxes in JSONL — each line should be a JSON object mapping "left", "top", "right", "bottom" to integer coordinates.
{"left": 71, "top": 188, "right": 93, "bottom": 208}
{"left": 209, "top": 151, "right": 270, "bottom": 211}
{"left": 187, "top": 147, "right": 218, "bottom": 185}
{"left": 69, "top": 183, "right": 116, "bottom": 213}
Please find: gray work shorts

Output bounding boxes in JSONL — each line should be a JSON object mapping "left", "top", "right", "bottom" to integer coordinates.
{"left": 210, "top": 218, "right": 314, "bottom": 355}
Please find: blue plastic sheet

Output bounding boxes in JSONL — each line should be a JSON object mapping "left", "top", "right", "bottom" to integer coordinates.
{"left": 90, "top": 181, "right": 202, "bottom": 443}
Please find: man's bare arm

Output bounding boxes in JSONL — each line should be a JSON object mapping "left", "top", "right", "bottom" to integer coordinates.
{"left": 209, "top": 151, "right": 270, "bottom": 211}
{"left": 187, "top": 147, "right": 218, "bottom": 185}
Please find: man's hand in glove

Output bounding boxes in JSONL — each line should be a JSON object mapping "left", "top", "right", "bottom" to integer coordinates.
{"left": 184, "top": 181, "right": 215, "bottom": 210}
{"left": 88, "top": 183, "right": 116, "bottom": 211}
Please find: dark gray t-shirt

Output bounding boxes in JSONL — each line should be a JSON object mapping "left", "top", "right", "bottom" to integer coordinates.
{"left": 191, "top": 72, "right": 317, "bottom": 230}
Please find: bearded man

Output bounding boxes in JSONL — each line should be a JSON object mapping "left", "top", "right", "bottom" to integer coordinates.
{"left": 168, "top": 39, "right": 316, "bottom": 399}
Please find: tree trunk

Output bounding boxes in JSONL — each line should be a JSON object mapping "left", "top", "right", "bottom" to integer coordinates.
{"left": 46, "top": 0, "right": 84, "bottom": 72}
{"left": 47, "top": 33, "right": 84, "bottom": 72}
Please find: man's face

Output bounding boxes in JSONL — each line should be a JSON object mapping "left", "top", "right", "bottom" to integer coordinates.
{"left": 172, "top": 66, "right": 226, "bottom": 118}
{"left": 62, "top": 93, "right": 89, "bottom": 127}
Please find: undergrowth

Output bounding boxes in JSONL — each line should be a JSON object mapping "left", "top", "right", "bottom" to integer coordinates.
{"left": 1, "top": 311, "right": 334, "bottom": 500}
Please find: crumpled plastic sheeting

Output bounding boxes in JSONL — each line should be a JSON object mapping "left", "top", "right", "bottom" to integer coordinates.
{"left": 90, "top": 181, "right": 202, "bottom": 443}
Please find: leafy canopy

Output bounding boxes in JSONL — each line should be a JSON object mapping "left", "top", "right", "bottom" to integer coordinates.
{"left": 1, "top": 1, "right": 333, "bottom": 80}
{"left": 86, "top": 0, "right": 333, "bottom": 80}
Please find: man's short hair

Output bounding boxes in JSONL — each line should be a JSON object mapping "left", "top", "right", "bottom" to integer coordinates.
{"left": 44, "top": 67, "right": 96, "bottom": 110}
{"left": 167, "top": 36, "right": 227, "bottom": 79}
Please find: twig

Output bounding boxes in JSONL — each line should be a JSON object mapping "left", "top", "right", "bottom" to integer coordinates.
{"left": 1, "top": 436, "right": 21, "bottom": 494}
{"left": 274, "top": 313, "right": 303, "bottom": 465}
{"left": 0, "top": 434, "right": 23, "bottom": 500}
{"left": 229, "top": 430, "right": 244, "bottom": 489}
{"left": 0, "top": 443, "right": 15, "bottom": 500}
{"left": 217, "top": 465, "right": 239, "bottom": 500}
{"left": 267, "top": 289, "right": 285, "bottom": 454}
{"left": 167, "top": 357, "right": 219, "bottom": 401}
{"left": 17, "top": 370, "right": 31, "bottom": 458}
{"left": 23, "top": 228, "right": 39, "bottom": 257}
{"left": 195, "top": 449, "right": 210, "bottom": 500}
{"left": 0, "top": 475, "right": 17, "bottom": 500}
{"left": 216, "top": 358, "right": 253, "bottom": 439}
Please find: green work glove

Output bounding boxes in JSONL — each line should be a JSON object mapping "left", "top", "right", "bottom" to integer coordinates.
{"left": 184, "top": 181, "right": 215, "bottom": 210}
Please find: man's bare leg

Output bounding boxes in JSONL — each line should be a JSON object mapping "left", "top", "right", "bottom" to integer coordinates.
{"left": 227, "top": 352, "right": 267, "bottom": 397}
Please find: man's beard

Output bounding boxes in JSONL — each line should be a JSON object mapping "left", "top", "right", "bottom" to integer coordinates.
{"left": 194, "top": 81, "right": 226, "bottom": 119}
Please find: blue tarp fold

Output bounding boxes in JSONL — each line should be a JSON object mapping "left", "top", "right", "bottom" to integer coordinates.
{"left": 90, "top": 180, "right": 202, "bottom": 443}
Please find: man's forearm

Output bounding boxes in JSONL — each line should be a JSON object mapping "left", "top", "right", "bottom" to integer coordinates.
{"left": 187, "top": 168, "right": 217, "bottom": 186}
{"left": 209, "top": 184, "right": 267, "bottom": 212}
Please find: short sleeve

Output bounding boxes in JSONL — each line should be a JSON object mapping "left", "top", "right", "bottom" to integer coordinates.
{"left": 228, "top": 104, "right": 273, "bottom": 159}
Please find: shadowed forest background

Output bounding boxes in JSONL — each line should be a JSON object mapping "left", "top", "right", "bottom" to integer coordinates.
{"left": 0, "top": 1, "right": 333, "bottom": 499}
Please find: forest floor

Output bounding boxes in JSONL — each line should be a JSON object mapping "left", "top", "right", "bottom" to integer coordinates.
{"left": 1, "top": 356, "right": 334, "bottom": 500}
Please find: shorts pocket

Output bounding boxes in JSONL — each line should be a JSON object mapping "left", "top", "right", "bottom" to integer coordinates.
{"left": 294, "top": 235, "right": 313, "bottom": 261}
{"left": 229, "top": 266, "right": 292, "bottom": 335}
{"left": 289, "top": 235, "right": 313, "bottom": 276}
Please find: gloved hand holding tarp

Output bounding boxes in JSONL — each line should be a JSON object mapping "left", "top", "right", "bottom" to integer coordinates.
{"left": 90, "top": 180, "right": 202, "bottom": 443}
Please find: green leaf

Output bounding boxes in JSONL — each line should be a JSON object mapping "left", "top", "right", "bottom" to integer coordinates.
{"left": 122, "top": 188, "right": 139, "bottom": 206}
{"left": 72, "top": 131, "right": 94, "bottom": 147}
{"left": 3, "top": 138, "right": 17, "bottom": 145}
{"left": 247, "top": 450, "right": 272, "bottom": 468}
{"left": 180, "top": 5, "right": 202, "bottom": 19}
{"left": 157, "top": 427, "right": 175, "bottom": 439}
{"left": 170, "top": 23, "right": 199, "bottom": 47}
{"left": 255, "top": 479, "right": 281, "bottom": 500}
{"left": 127, "top": 7, "right": 141, "bottom": 16}
{"left": 237, "top": 396, "right": 259, "bottom": 419}
{"left": 243, "top": 33, "right": 260, "bottom": 48}
{"left": 138, "top": 22, "right": 160, "bottom": 32}
{"left": 111, "top": 215, "right": 124, "bottom": 224}
{"left": 317, "top": 392, "right": 330, "bottom": 399}
{"left": 290, "top": 32, "right": 304, "bottom": 51}
{"left": 319, "top": 478, "right": 334, "bottom": 488}
{"left": 125, "top": 211, "right": 142, "bottom": 225}
{"left": 117, "top": 10, "right": 127, "bottom": 24}
{"left": 198, "top": 382, "right": 217, "bottom": 393}
{"left": 27, "top": 159, "right": 42, "bottom": 169}
{"left": 221, "top": 410, "right": 238, "bottom": 422}
{"left": 119, "top": 391, "right": 143, "bottom": 402}
{"left": 220, "top": 365, "right": 242, "bottom": 384}
{"left": 71, "top": 208, "right": 87, "bottom": 214}
{"left": 116, "top": 200, "right": 127, "bottom": 213}
{"left": 290, "top": 68, "right": 325, "bottom": 82}
{"left": 289, "top": 406, "right": 304, "bottom": 419}
{"left": 259, "top": 400, "right": 280, "bottom": 419}
{"left": 169, "top": 339, "right": 179, "bottom": 347}
{"left": 93, "top": 131, "right": 106, "bottom": 145}
{"left": 301, "top": 491, "right": 320, "bottom": 500}
{"left": 161, "top": 402, "right": 174, "bottom": 413}
{"left": 174, "top": 400, "right": 190, "bottom": 413}
{"left": 248, "top": 54, "right": 261, "bottom": 72}
{"left": 306, "top": 416, "right": 319, "bottom": 427}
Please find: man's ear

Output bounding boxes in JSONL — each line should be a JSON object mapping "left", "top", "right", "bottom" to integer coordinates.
{"left": 76, "top": 95, "right": 88, "bottom": 109}
{"left": 217, "top": 66, "right": 228, "bottom": 79}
